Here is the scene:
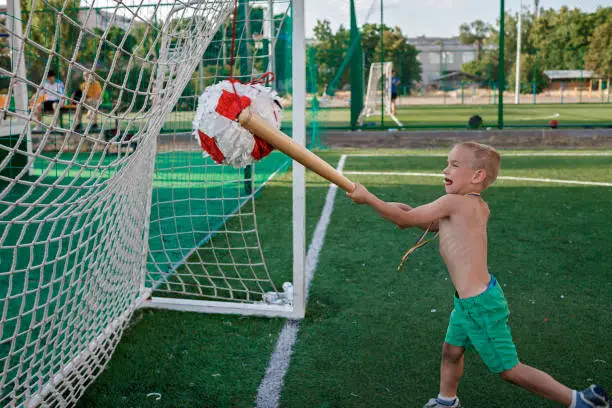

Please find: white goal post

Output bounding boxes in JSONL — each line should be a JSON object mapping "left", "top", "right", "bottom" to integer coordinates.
{"left": 141, "top": 0, "right": 306, "bottom": 320}
{"left": 0, "top": 0, "right": 306, "bottom": 406}
{"left": 359, "top": 61, "right": 402, "bottom": 126}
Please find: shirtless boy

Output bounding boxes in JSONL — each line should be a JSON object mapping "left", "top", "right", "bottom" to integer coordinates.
{"left": 347, "top": 141, "right": 609, "bottom": 408}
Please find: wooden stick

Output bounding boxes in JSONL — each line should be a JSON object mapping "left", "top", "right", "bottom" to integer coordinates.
{"left": 238, "top": 107, "right": 355, "bottom": 192}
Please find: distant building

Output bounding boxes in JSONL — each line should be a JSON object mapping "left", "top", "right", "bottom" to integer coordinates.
{"left": 544, "top": 70, "right": 600, "bottom": 90}
{"left": 78, "top": 8, "right": 133, "bottom": 32}
{"left": 431, "top": 71, "right": 486, "bottom": 90}
{"left": 407, "top": 36, "right": 491, "bottom": 86}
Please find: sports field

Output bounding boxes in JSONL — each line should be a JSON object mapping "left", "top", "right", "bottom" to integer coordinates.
{"left": 76, "top": 148, "right": 612, "bottom": 408}
{"left": 312, "top": 104, "right": 612, "bottom": 129}
{"left": 43, "top": 103, "right": 612, "bottom": 134}
{"left": 0, "top": 147, "right": 290, "bottom": 405}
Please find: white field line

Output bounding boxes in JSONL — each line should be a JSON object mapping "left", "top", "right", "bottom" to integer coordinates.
{"left": 255, "top": 155, "right": 347, "bottom": 408}
{"left": 514, "top": 112, "right": 560, "bottom": 121}
{"left": 347, "top": 152, "right": 612, "bottom": 157}
{"left": 343, "top": 171, "right": 612, "bottom": 187}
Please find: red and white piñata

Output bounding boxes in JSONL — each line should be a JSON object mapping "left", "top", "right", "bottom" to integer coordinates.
{"left": 193, "top": 80, "right": 283, "bottom": 168}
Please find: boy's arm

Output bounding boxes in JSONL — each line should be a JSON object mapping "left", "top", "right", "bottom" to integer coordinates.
{"left": 348, "top": 183, "right": 455, "bottom": 229}
{"left": 388, "top": 202, "right": 439, "bottom": 231}
{"left": 367, "top": 195, "right": 456, "bottom": 229}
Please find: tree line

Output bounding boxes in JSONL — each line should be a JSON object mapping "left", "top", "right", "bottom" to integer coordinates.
{"left": 308, "top": 19, "right": 421, "bottom": 95}
{"left": 0, "top": 1, "right": 292, "bottom": 111}
{"left": 455, "top": 6, "right": 611, "bottom": 93}
{"left": 1, "top": 4, "right": 610, "bottom": 99}
{"left": 308, "top": 6, "right": 611, "bottom": 95}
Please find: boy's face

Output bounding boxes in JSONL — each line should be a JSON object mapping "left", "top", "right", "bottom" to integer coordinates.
{"left": 443, "top": 146, "right": 485, "bottom": 194}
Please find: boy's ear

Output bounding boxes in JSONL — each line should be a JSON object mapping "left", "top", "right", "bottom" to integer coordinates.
{"left": 472, "top": 169, "right": 487, "bottom": 184}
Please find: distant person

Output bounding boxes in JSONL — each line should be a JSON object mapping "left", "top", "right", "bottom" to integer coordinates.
{"left": 391, "top": 70, "right": 400, "bottom": 116}
{"left": 32, "top": 70, "right": 65, "bottom": 130}
{"left": 75, "top": 71, "right": 102, "bottom": 131}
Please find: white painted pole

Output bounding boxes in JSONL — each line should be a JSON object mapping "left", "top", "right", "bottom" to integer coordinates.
{"left": 6, "top": 0, "right": 33, "bottom": 175}
{"left": 267, "top": 0, "right": 275, "bottom": 82}
{"left": 514, "top": 1, "right": 523, "bottom": 105}
{"left": 291, "top": 0, "right": 306, "bottom": 319}
{"left": 267, "top": 0, "right": 277, "bottom": 90}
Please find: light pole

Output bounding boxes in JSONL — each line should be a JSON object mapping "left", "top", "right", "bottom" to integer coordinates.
{"left": 498, "top": 0, "right": 505, "bottom": 129}
{"left": 380, "top": 0, "right": 384, "bottom": 127}
{"left": 514, "top": 0, "right": 523, "bottom": 104}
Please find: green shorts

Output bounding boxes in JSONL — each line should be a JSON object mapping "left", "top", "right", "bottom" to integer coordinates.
{"left": 445, "top": 277, "right": 519, "bottom": 373}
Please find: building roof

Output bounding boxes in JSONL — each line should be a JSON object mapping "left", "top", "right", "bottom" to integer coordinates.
{"left": 407, "top": 36, "right": 463, "bottom": 46}
{"left": 544, "top": 70, "right": 599, "bottom": 80}
{"left": 407, "top": 36, "right": 496, "bottom": 52}
{"left": 431, "top": 71, "right": 485, "bottom": 82}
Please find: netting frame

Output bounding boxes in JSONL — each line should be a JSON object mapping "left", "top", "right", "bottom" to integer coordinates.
{"left": 141, "top": 0, "right": 306, "bottom": 320}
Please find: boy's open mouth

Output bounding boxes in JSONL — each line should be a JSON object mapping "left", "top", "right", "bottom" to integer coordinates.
{"left": 444, "top": 178, "right": 453, "bottom": 186}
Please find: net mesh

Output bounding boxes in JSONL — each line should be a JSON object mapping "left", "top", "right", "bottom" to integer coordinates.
{"left": 0, "top": 0, "right": 297, "bottom": 405}
{"left": 146, "top": 1, "right": 293, "bottom": 301}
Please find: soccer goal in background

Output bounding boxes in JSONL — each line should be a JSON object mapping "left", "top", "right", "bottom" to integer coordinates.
{"left": 359, "top": 61, "right": 402, "bottom": 126}
{"left": 0, "top": 0, "right": 306, "bottom": 406}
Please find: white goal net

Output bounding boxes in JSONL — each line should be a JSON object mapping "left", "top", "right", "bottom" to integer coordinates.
{"left": 0, "top": 0, "right": 304, "bottom": 406}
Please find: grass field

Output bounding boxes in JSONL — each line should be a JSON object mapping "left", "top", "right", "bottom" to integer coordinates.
{"left": 77, "top": 148, "right": 612, "bottom": 408}
{"left": 160, "top": 103, "right": 612, "bottom": 130}
{"left": 314, "top": 103, "right": 612, "bottom": 129}
{"left": 43, "top": 103, "right": 612, "bottom": 133}
{"left": 0, "top": 148, "right": 290, "bottom": 406}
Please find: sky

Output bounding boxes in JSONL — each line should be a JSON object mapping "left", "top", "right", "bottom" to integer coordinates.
{"left": 0, "top": 0, "right": 605, "bottom": 39}
{"left": 304, "top": 0, "right": 609, "bottom": 38}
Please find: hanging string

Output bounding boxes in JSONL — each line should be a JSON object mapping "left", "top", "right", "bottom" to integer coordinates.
{"left": 248, "top": 71, "right": 275, "bottom": 85}
{"left": 397, "top": 224, "right": 439, "bottom": 272}
{"left": 228, "top": 0, "right": 240, "bottom": 80}
{"left": 226, "top": 0, "right": 274, "bottom": 116}
{"left": 397, "top": 192, "right": 482, "bottom": 272}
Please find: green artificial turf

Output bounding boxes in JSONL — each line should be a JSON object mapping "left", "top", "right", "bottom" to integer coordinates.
{"left": 16, "top": 149, "right": 612, "bottom": 407}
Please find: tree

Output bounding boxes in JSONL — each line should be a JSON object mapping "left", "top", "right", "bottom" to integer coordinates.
{"left": 20, "top": 0, "right": 82, "bottom": 85}
{"left": 360, "top": 23, "right": 421, "bottom": 93}
{"left": 459, "top": 20, "right": 490, "bottom": 60}
{"left": 0, "top": 14, "right": 10, "bottom": 92}
{"left": 508, "top": 53, "right": 549, "bottom": 94}
{"left": 310, "top": 21, "right": 420, "bottom": 95}
{"left": 462, "top": 54, "right": 500, "bottom": 86}
{"left": 311, "top": 20, "right": 350, "bottom": 91}
{"left": 584, "top": 17, "right": 612, "bottom": 87}
{"left": 468, "top": 6, "right": 611, "bottom": 91}
{"left": 376, "top": 26, "right": 421, "bottom": 92}
{"left": 528, "top": 7, "right": 596, "bottom": 70}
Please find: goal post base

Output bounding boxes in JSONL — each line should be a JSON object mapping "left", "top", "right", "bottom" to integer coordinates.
{"left": 141, "top": 297, "right": 304, "bottom": 319}
{"left": 359, "top": 111, "right": 404, "bottom": 127}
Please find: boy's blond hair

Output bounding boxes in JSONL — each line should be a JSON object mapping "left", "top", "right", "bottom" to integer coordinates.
{"left": 456, "top": 141, "right": 501, "bottom": 188}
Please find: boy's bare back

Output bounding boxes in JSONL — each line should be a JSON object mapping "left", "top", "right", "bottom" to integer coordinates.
{"left": 438, "top": 195, "right": 491, "bottom": 298}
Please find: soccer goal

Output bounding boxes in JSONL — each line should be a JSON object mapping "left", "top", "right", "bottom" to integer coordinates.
{"left": 359, "top": 61, "right": 402, "bottom": 126}
{"left": 0, "top": 0, "right": 306, "bottom": 405}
